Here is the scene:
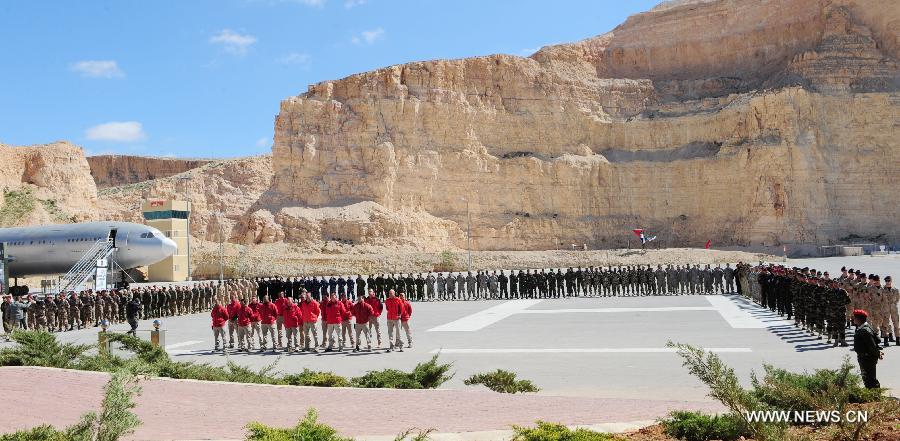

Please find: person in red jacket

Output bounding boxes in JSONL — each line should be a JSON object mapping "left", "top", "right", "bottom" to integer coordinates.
{"left": 384, "top": 289, "right": 404, "bottom": 352}
{"left": 364, "top": 289, "right": 383, "bottom": 347}
{"left": 322, "top": 293, "right": 345, "bottom": 352}
{"left": 258, "top": 295, "right": 278, "bottom": 351}
{"left": 300, "top": 291, "right": 320, "bottom": 352}
{"left": 248, "top": 297, "right": 262, "bottom": 351}
{"left": 351, "top": 295, "right": 375, "bottom": 351}
{"left": 274, "top": 291, "right": 288, "bottom": 349}
{"left": 210, "top": 298, "right": 229, "bottom": 351}
{"left": 281, "top": 297, "right": 301, "bottom": 352}
{"left": 340, "top": 293, "right": 355, "bottom": 348}
{"left": 399, "top": 293, "right": 413, "bottom": 349}
{"left": 225, "top": 296, "right": 242, "bottom": 349}
{"left": 236, "top": 298, "right": 254, "bottom": 352}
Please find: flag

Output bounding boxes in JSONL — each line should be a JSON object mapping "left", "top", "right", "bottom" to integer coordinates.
{"left": 646, "top": 235, "right": 657, "bottom": 243}
{"left": 632, "top": 229, "right": 644, "bottom": 237}
{"left": 705, "top": 239, "right": 711, "bottom": 249}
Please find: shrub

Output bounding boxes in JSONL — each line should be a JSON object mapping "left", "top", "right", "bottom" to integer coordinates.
{"left": 667, "top": 341, "right": 784, "bottom": 441}
{"left": 0, "top": 330, "right": 92, "bottom": 369}
{"left": 351, "top": 368, "right": 423, "bottom": 389}
{"left": 0, "top": 425, "right": 69, "bottom": 441}
{"left": 464, "top": 369, "right": 540, "bottom": 393}
{"left": 511, "top": 421, "right": 621, "bottom": 441}
{"left": 392, "top": 428, "right": 434, "bottom": 441}
{"left": 410, "top": 354, "right": 454, "bottom": 389}
{"left": 351, "top": 355, "right": 453, "bottom": 389}
{"left": 283, "top": 369, "right": 351, "bottom": 388}
{"left": 661, "top": 411, "right": 749, "bottom": 441}
{"left": 245, "top": 408, "right": 352, "bottom": 441}
{"left": 750, "top": 357, "right": 884, "bottom": 415}
{"left": 66, "top": 370, "right": 143, "bottom": 441}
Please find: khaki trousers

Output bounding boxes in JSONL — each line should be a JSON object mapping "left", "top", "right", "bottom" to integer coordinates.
{"left": 354, "top": 323, "right": 371, "bottom": 348}
{"left": 303, "top": 322, "right": 319, "bottom": 349}
{"left": 212, "top": 326, "right": 226, "bottom": 349}
{"left": 260, "top": 323, "right": 276, "bottom": 348}
{"left": 285, "top": 327, "right": 300, "bottom": 350}
{"left": 368, "top": 316, "right": 382, "bottom": 344}
{"left": 326, "top": 323, "right": 342, "bottom": 349}
{"left": 387, "top": 319, "right": 402, "bottom": 347}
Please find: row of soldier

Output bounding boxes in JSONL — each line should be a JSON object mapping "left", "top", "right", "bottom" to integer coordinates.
{"left": 241, "top": 264, "right": 740, "bottom": 301}
{"left": 751, "top": 265, "right": 899, "bottom": 347}
{"left": 2, "top": 263, "right": 742, "bottom": 334}
{"left": 1, "top": 282, "right": 224, "bottom": 333}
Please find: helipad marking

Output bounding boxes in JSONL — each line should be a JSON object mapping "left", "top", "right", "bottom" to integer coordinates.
{"left": 519, "top": 306, "right": 716, "bottom": 314}
{"left": 430, "top": 348, "right": 752, "bottom": 354}
{"left": 165, "top": 340, "right": 203, "bottom": 350}
{"left": 703, "top": 295, "right": 774, "bottom": 328}
{"left": 427, "top": 300, "right": 544, "bottom": 332}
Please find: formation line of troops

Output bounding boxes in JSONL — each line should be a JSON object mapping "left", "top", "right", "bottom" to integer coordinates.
{"left": 745, "top": 265, "right": 899, "bottom": 348}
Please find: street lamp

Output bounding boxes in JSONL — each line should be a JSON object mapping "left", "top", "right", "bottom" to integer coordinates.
{"left": 177, "top": 176, "right": 192, "bottom": 281}
{"left": 461, "top": 196, "right": 472, "bottom": 271}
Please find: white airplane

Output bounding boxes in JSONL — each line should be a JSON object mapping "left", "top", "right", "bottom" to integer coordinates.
{"left": 0, "top": 221, "right": 177, "bottom": 277}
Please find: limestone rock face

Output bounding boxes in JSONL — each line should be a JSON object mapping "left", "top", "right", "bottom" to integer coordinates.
{"left": 0, "top": 142, "right": 98, "bottom": 225}
{"left": 98, "top": 155, "right": 273, "bottom": 243}
{"left": 270, "top": 0, "right": 899, "bottom": 250}
{"left": 87, "top": 155, "right": 213, "bottom": 188}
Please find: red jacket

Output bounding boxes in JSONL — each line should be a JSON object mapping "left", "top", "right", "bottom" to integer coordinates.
{"left": 351, "top": 301, "right": 374, "bottom": 324}
{"left": 400, "top": 300, "right": 412, "bottom": 321}
{"left": 340, "top": 299, "right": 353, "bottom": 321}
{"left": 274, "top": 297, "right": 289, "bottom": 316}
{"left": 364, "top": 295, "right": 383, "bottom": 317}
{"left": 323, "top": 300, "right": 345, "bottom": 324}
{"left": 226, "top": 300, "right": 242, "bottom": 320}
{"left": 385, "top": 296, "right": 403, "bottom": 320}
{"left": 211, "top": 305, "right": 228, "bottom": 327}
{"left": 237, "top": 304, "right": 254, "bottom": 326}
{"left": 248, "top": 302, "right": 261, "bottom": 322}
{"left": 282, "top": 303, "right": 301, "bottom": 328}
{"left": 300, "top": 299, "right": 320, "bottom": 323}
{"left": 258, "top": 301, "right": 278, "bottom": 325}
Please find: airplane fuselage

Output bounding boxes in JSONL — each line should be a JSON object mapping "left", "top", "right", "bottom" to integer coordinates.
{"left": 0, "top": 221, "right": 177, "bottom": 277}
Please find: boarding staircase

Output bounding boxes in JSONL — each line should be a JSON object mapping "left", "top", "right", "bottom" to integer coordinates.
{"left": 58, "top": 236, "right": 115, "bottom": 293}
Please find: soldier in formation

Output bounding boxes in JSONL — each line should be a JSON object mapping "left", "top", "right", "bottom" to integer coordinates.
{"left": 752, "top": 264, "right": 898, "bottom": 348}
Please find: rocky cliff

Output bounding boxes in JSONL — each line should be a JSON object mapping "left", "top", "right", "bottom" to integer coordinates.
{"left": 87, "top": 155, "right": 213, "bottom": 188}
{"left": 0, "top": 142, "right": 98, "bottom": 226}
{"left": 265, "top": 0, "right": 899, "bottom": 250}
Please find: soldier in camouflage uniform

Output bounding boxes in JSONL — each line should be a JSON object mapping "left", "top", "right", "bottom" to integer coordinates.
{"left": 44, "top": 296, "right": 57, "bottom": 332}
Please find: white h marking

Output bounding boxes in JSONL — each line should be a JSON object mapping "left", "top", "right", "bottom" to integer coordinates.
{"left": 427, "top": 300, "right": 543, "bottom": 332}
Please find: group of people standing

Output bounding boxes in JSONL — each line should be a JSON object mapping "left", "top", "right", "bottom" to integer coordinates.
{"left": 745, "top": 264, "right": 897, "bottom": 389}
{"left": 210, "top": 289, "right": 412, "bottom": 353}
{"left": 239, "top": 263, "right": 739, "bottom": 302}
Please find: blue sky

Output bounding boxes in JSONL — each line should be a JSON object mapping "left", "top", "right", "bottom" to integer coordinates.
{"left": 0, "top": 0, "right": 659, "bottom": 158}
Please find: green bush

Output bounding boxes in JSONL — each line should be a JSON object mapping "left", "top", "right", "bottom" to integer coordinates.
{"left": 661, "top": 411, "right": 749, "bottom": 441}
{"left": 245, "top": 408, "right": 352, "bottom": 441}
{"left": 464, "top": 369, "right": 540, "bottom": 394}
{"left": 410, "top": 354, "right": 454, "bottom": 389}
{"left": 351, "top": 355, "right": 453, "bottom": 389}
{"left": 0, "top": 425, "right": 69, "bottom": 441}
{"left": 751, "top": 357, "right": 884, "bottom": 415}
{"left": 511, "top": 421, "right": 621, "bottom": 441}
{"left": 667, "top": 341, "right": 785, "bottom": 441}
{"left": 0, "top": 330, "right": 91, "bottom": 369}
{"left": 283, "top": 369, "right": 350, "bottom": 388}
{"left": 351, "top": 368, "right": 424, "bottom": 389}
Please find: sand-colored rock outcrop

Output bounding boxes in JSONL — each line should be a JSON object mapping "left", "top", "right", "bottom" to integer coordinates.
{"left": 269, "top": 0, "right": 899, "bottom": 250}
{"left": 87, "top": 155, "right": 213, "bottom": 188}
{"left": 0, "top": 141, "right": 98, "bottom": 225}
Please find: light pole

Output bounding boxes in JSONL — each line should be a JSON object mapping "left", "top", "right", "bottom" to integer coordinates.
{"left": 177, "top": 176, "right": 192, "bottom": 281}
{"left": 461, "top": 196, "right": 472, "bottom": 271}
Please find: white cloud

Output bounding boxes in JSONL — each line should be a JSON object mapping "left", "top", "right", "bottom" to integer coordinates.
{"left": 351, "top": 27, "right": 384, "bottom": 45}
{"left": 344, "top": 0, "right": 366, "bottom": 8}
{"left": 278, "top": 52, "right": 311, "bottom": 66}
{"left": 299, "top": 0, "right": 325, "bottom": 6}
{"left": 255, "top": 137, "right": 271, "bottom": 148}
{"left": 70, "top": 60, "right": 124, "bottom": 78}
{"left": 209, "top": 29, "right": 258, "bottom": 55}
{"left": 85, "top": 121, "right": 147, "bottom": 143}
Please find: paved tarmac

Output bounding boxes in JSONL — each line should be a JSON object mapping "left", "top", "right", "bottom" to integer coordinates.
{"left": 40, "top": 290, "right": 898, "bottom": 401}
